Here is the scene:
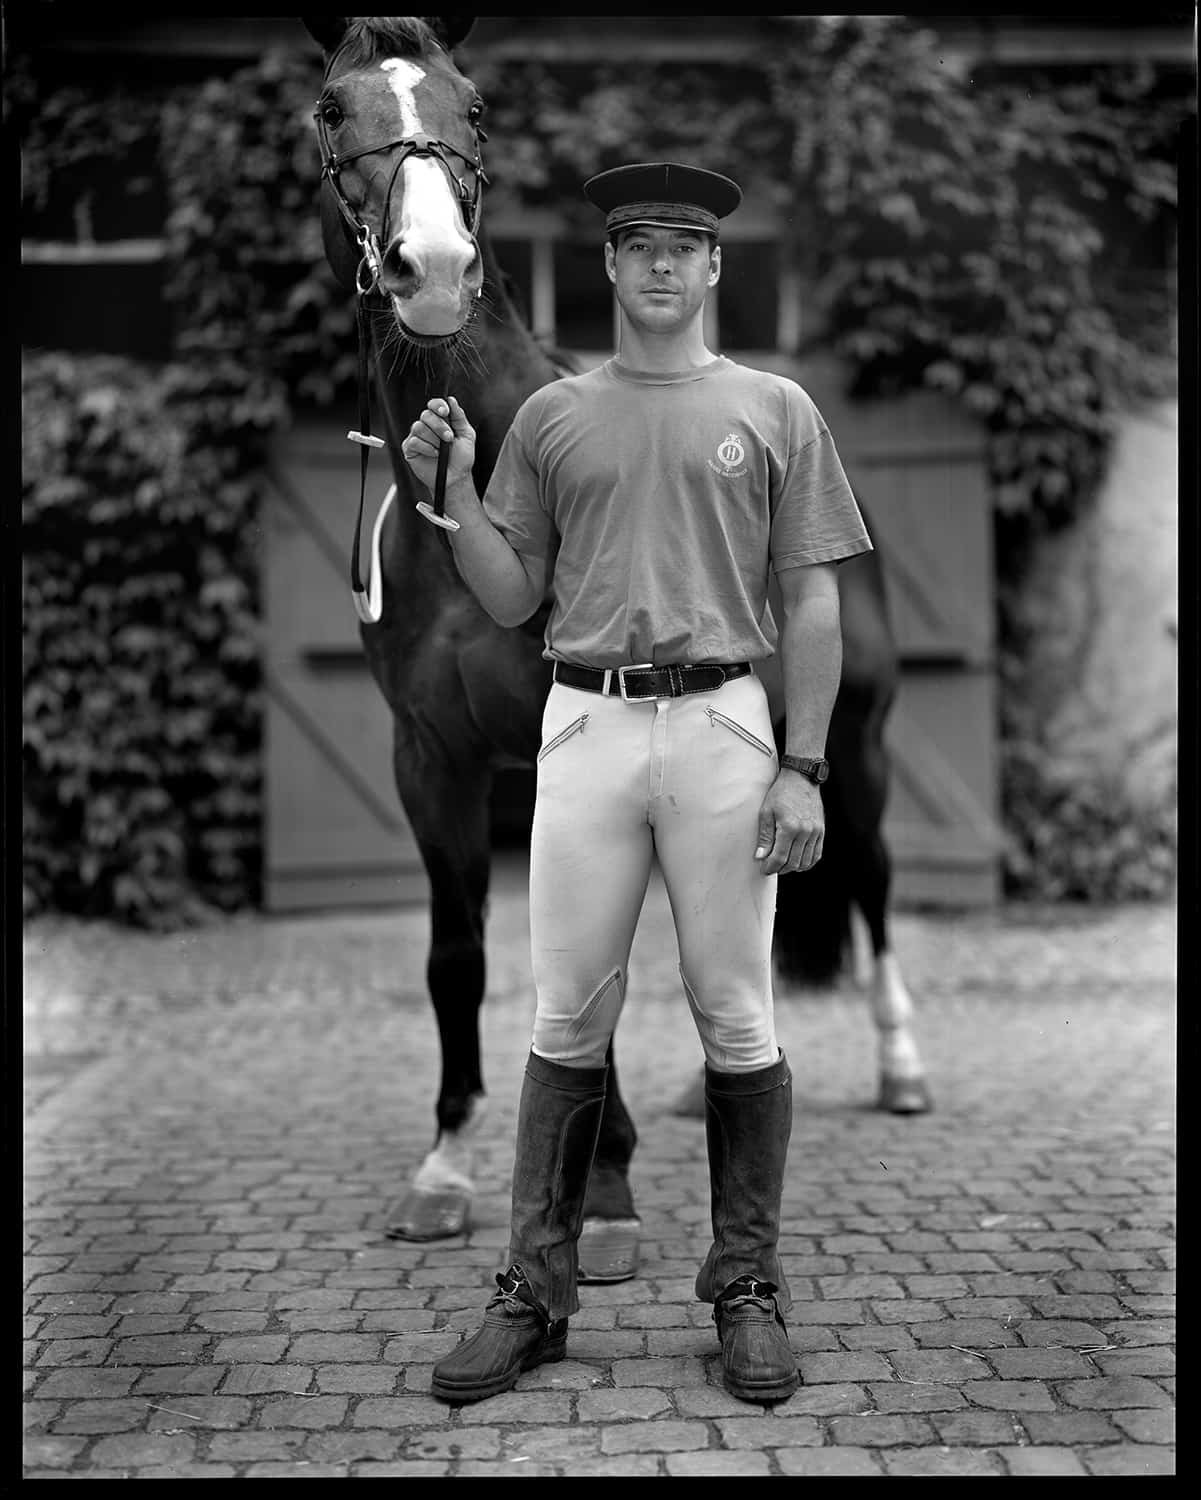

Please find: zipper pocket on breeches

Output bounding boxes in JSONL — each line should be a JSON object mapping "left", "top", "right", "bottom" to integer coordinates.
{"left": 537, "top": 712, "right": 590, "bottom": 763}
{"left": 706, "top": 706, "right": 775, "bottom": 758}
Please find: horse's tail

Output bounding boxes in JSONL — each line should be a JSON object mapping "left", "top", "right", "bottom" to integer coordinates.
{"left": 768, "top": 543, "right": 898, "bottom": 989}
{"left": 771, "top": 787, "right": 857, "bottom": 986}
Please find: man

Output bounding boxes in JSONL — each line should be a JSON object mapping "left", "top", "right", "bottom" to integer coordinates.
{"left": 404, "top": 162, "right": 873, "bottom": 1405}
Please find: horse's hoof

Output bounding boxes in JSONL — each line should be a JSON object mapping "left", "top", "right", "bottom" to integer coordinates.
{"left": 877, "top": 1075, "right": 933, "bottom": 1115}
{"left": 577, "top": 1216, "right": 641, "bottom": 1282}
{"left": 385, "top": 1186, "right": 470, "bottom": 1241}
{"left": 670, "top": 1070, "right": 707, "bottom": 1119}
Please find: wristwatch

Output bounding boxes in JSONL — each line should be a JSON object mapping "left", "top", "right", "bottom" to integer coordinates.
{"left": 780, "top": 754, "right": 829, "bottom": 786}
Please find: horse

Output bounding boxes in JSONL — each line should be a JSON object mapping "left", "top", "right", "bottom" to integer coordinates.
{"left": 300, "top": 14, "right": 931, "bottom": 1266}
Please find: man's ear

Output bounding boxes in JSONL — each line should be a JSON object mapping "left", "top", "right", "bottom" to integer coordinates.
{"left": 708, "top": 244, "right": 722, "bottom": 286}
{"left": 604, "top": 241, "right": 617, "bottom": 284}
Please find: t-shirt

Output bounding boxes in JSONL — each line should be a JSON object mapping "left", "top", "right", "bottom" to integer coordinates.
{"left": 482, "top": 355, "right": 872, "bottom": 668}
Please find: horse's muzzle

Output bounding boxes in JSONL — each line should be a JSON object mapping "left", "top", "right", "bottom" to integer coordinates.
{"left": 379, "top": 235, "right": 482, "bottom": 339}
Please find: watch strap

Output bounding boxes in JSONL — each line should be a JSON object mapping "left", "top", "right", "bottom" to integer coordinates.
{"left": 780, "top": 754, "right": 829, "bottom": 785}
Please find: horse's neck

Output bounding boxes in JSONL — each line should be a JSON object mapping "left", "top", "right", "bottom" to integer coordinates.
{"left": 375, "top": 231, "right": 559, "bottom": 498}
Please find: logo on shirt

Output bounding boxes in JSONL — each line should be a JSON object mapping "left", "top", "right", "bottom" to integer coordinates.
{"left": 707, "top": 432, "right": 748, "bottom": 479}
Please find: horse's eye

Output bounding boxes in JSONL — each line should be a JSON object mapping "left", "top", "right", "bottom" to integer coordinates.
{"left": 320, "top": 99, "right": 344, "bottom": 129}
{"left": 468, "top": 100, "right": 485, "bottom": 126}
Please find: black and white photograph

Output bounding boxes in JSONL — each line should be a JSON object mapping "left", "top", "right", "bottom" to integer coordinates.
{"left": 19, "top": 11, "right": 1189, "bottom": 1478}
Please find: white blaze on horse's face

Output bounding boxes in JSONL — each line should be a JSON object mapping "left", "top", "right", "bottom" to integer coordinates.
{"left": 374, "top": 57, "right": 481, "bottom": 337}
{"left": 381, "top": 57, "right": 425, "bottom": 134}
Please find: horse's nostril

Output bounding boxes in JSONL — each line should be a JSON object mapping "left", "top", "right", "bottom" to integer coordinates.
{"left": 381, "top": 241, "right": 423, "bottom": 297}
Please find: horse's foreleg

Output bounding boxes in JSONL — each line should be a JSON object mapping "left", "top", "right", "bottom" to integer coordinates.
{"left": 396, "top": 928, "right": 489, "bottom": 1234}
{"left": 386, "top": 770, "right": 492, "bottom": 1240}
{"left": 402, "top": 1078, "right": 489, "bottom": 1237}
{"left": 579, "top": 1041, "right": 641, "bottom": 1282}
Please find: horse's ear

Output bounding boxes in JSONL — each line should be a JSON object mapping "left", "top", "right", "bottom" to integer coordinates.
{"left": 423, "top": 16, "right": 475, "bottom": 51}
{"left": 302, "top": 15, "right": 351, "bottom": 55}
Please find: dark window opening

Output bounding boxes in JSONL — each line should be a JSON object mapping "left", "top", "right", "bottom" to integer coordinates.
{"left": 22, "top": 263, "right": 173, "bottom": 362}
{"left": 554, "top": 238, "right": 612, "bottom": 351}
{"left": 716, "top": 240, "right": 779, "bottom": 351}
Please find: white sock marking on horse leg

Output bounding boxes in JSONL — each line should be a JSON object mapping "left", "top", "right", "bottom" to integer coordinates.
{"left": 412, "top": 1095, "right": 488, "bottom": 1195}
{"left": 870, "top": 952, "right": 924, "bottom": 1079}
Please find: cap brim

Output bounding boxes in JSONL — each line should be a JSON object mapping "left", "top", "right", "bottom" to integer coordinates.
{"left": 609, "top": 217, "right": 716, "bottom": 234}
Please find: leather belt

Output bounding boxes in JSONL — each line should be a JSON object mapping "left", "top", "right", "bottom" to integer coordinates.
{"left": 553, "top": 661, "right": 752, "bottom": 700}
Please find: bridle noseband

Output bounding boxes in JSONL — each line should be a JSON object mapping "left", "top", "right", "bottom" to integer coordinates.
{"left": 313, "top": 48, "right": 489, "bottom": 613}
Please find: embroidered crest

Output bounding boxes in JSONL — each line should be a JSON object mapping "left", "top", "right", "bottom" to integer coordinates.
{"left": 707, "top": 432, "right": 748, "bottom": 479}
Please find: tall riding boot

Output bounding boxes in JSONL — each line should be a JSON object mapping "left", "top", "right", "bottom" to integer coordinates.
{"left": 695, "top": 1051, "right": 799, "bottom": 1402}
{"left": 431, "top": 1052, "right": 606, "bottom": 1403}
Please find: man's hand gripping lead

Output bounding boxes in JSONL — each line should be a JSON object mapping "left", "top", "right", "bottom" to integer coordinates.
{"left": 401, "top": 396, "right": 477, "bottom": 499}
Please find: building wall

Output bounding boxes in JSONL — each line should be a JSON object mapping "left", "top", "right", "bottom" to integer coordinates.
{"left": 20, "top": 14, "right": 1186, "bottom": 908}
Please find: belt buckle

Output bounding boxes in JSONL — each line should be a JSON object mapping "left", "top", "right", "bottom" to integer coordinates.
{"left": 618, "top": 663, "right": 656, "bottom": 701}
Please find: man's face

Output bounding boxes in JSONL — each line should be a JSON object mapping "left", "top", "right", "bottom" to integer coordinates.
{"left": 605, "top": 227, "right": 720, "bottom": 334}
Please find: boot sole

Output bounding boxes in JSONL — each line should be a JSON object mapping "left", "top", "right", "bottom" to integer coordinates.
{"left": 723, "top": 1370, "right": 800, "bottom": 1403}
{"left": 430, "top": 1334, "right": 567, "bottom": 1404}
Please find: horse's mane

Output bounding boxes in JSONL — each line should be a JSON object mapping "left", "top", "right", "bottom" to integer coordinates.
{"left": 335, "top": 16, "right": 444, "bottom": 69}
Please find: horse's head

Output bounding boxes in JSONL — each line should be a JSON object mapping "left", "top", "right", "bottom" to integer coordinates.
{"left": 305, "top": 16, "right": 485, "bottom": 344}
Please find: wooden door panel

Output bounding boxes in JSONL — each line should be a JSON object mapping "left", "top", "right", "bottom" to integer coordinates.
{"left": 262, "top": 424, "right": 427, "bottom": 911}
{"left": 797, "top": 355, "right": 1001, "bottom": 905}
{"left": 884, "top": 680, "right": 1004, "bottom": 907}
{"left": 885, "top": 680, "right": 1003, "bottom": 847}
{"left": 263, "top": 456, "right": 373, "bottom": 657}
{"left": 854, "top": 457, "right": 995, "bottom": 666}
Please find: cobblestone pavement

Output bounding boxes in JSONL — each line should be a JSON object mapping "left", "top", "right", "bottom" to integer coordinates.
{"left": 24, "top": 854, "right": 1175, "bottom": 1477}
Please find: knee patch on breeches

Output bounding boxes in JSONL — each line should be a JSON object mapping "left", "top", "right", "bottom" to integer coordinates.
{"left": 533, "top": 967, "right": 626, "bottom": 1066}
{"left": 680, "top": 965, "right": 778, "bottom": 1073}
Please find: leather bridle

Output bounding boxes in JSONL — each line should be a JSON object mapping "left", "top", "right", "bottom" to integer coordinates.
{"left": 312, "top": 48, "right": 488, "bottom": 616}
{"left": 313, "top": 98, "right": 488, "bottom": 301}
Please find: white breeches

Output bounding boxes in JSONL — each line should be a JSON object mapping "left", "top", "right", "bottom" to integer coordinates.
{"left": 528, "top": 674, "right": 780, "bottom": 1072}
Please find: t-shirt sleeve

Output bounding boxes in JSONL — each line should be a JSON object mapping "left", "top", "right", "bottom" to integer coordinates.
{"left": 769, "top": 386, "right": 873, "bottom": 572}
{"left": 482, "top": 399, "right": 556, "bottom": 562}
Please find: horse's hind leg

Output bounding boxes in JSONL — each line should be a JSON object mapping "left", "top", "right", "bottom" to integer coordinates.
{"left": 821, "top": 681, "right": 929, "bottom": 1116}
{"left": 579, "top": 1041, "right": 641, "bottom": 1282}
{"left": 386, "top": 763, "right": 492, "bottom": 1240}
{"left": 849, "top": 824, "right": 931, "bottom": 1113}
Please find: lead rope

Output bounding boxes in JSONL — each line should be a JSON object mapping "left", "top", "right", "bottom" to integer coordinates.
{"left": 348, "top": 299, "right": 379, "bottom": 613}
{"left": 347, "top": 315, "right": 458, "bottom": 625}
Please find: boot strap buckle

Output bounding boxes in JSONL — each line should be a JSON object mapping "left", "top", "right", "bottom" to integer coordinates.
{"left": 719, "top": 1275, "right": 778, "bottom": 1304}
